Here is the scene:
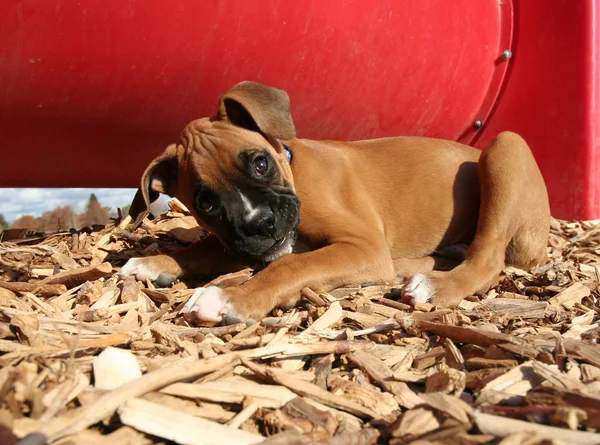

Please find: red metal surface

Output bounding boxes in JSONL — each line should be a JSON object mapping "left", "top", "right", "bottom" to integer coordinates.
{"left": 0, "top": 0, "right": 598, "bottom": 219}
{"left": 476, "top": 0, "right": 600, "bottom": 220}
{"left": 0, "top": 1, "right": 505, "bottom": 183}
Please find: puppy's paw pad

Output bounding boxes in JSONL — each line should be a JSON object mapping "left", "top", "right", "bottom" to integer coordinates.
{"left": 180, "top": 286, "right": 238, "bottom": 324}
{"left": 401, "top": 273, "right": 434, "bottom": 306}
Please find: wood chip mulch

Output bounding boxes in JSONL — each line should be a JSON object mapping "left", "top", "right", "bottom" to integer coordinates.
{"left": 1, "top": 199, "right": 600, "bottom": 445}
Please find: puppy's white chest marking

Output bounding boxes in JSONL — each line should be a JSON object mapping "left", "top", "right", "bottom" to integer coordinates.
{"left": 238, "top": 189, "right": 260, "bottom": 220}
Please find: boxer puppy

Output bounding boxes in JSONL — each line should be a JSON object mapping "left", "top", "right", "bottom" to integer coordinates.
{"left": 121, "top": 81, "right": 550, "bottom": 324}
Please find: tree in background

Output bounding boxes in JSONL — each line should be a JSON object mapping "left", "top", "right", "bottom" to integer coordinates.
{"left": 10, "top": 215, "right": 39, "bottom": 230}
{"left": 78, "top": 193, "right": 110, "bottom": 227}
{"left": 0, "top": 214, "right": 7, "bottom": 231}
{"left": 38, "top": 206, "right": 77, "bottom": 231}
{"left": 8, "top": 195, "right": 126, "bottom": 232}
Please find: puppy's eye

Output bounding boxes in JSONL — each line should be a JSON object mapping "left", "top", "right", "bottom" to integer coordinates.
{"left": 198, "top": 200, "right": 214, "bottom": 213}
{"left": 195, "top": 191, "right": 218, "bottom": 214}
{"left": 253, "top": 156, "right": 268, "bottom": 176}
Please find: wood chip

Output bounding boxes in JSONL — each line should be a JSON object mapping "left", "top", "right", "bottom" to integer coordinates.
{"left": 473, "top": 410, "right": 600, "bottom": 445}
{"left": 3, "top": 210, "right": 600, "bottom": 444}
{"left": 118, "top": 398, "right": 262, "bottom": 445}
{"left": 347, "top": 349, "right": 424, "bottom": 408}
{"left": 41, "top": 262, "right": 113, "bottom": 288}
{"left": 548, "top": 282, "right": 591, "bottom": 309}
{"left": 93, "top": 347, "right": 142, "bottom": 390}
{"left": 419, "top": 391, "right": 473, "bottom": 423}
{"left": 242, "top": 359, "right": 378, "bottom": 419}
{"left": 388, "top": 407, "right": 440, "bottom": 438}
{"left": 161, "top": 379, "right": 296, "bottom": 408}
{"left": 0, "top": 281, "right": 67, "bottom": 298}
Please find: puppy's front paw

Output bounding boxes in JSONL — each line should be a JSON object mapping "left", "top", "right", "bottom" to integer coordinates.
{"left": 180, "top": 286, "right": 242, "bottom": 325}
{"left": 120, "top": 257, "right": 177, "bottom": 287}
{"left": 401, "top": 273, "right": 434, "bottom": 306}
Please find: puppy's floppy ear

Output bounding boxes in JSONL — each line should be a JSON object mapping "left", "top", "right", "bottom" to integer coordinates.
{"left": 129, "top": 144, "right": 179, "bottom": 228}
{"left": 218, "top": 81, "right": 296, "bottom": 140}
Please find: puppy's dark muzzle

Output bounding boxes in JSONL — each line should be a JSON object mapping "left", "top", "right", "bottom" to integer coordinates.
{"left": 228, "top": 192, "right": 300, "bottom": 264}
{"left": 241, "top": 208, "right": 276, "bottom": 238}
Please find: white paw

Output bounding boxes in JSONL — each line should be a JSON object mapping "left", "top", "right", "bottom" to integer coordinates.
{"left": 120, "top": 258, "right": 160, "bottom": 282}
{"left": 401, "top": 273, "right": 434, "bottom": 306}
{"left": 179, "top": 286, "right": 238, "bottom": 324}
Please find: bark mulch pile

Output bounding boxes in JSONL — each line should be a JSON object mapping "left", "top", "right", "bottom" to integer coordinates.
{"left": 1, "top": 200, "right": 599, "bottom": 445}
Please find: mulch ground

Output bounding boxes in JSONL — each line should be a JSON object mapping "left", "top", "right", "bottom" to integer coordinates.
{"left": 1, "top": 199, "right": 599, "bottom": 445}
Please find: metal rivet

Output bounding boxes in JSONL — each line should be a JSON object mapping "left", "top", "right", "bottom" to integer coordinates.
{"left": 501, "top": 49, "right": 512, "bottom": 61}
{"left": 473, "top": 120, "right": 484, "bottom": 130}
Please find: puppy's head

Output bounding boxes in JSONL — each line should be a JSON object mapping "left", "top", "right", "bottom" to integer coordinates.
{"left": 130, "top": 81, "right": 300, "bottom": 266}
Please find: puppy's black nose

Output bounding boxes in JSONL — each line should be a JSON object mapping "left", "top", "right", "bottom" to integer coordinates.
{"left": 243, "top": 209, "right": 276, "bottom": 237}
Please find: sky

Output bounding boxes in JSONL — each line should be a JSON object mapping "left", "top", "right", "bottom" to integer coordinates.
{"left": 0, "top": 188, "right": 138, "bottom": 223}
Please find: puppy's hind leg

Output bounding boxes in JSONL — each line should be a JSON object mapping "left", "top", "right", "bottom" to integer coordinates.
{"left": 402, "top": 132, "right": 550, "bottom": 307}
